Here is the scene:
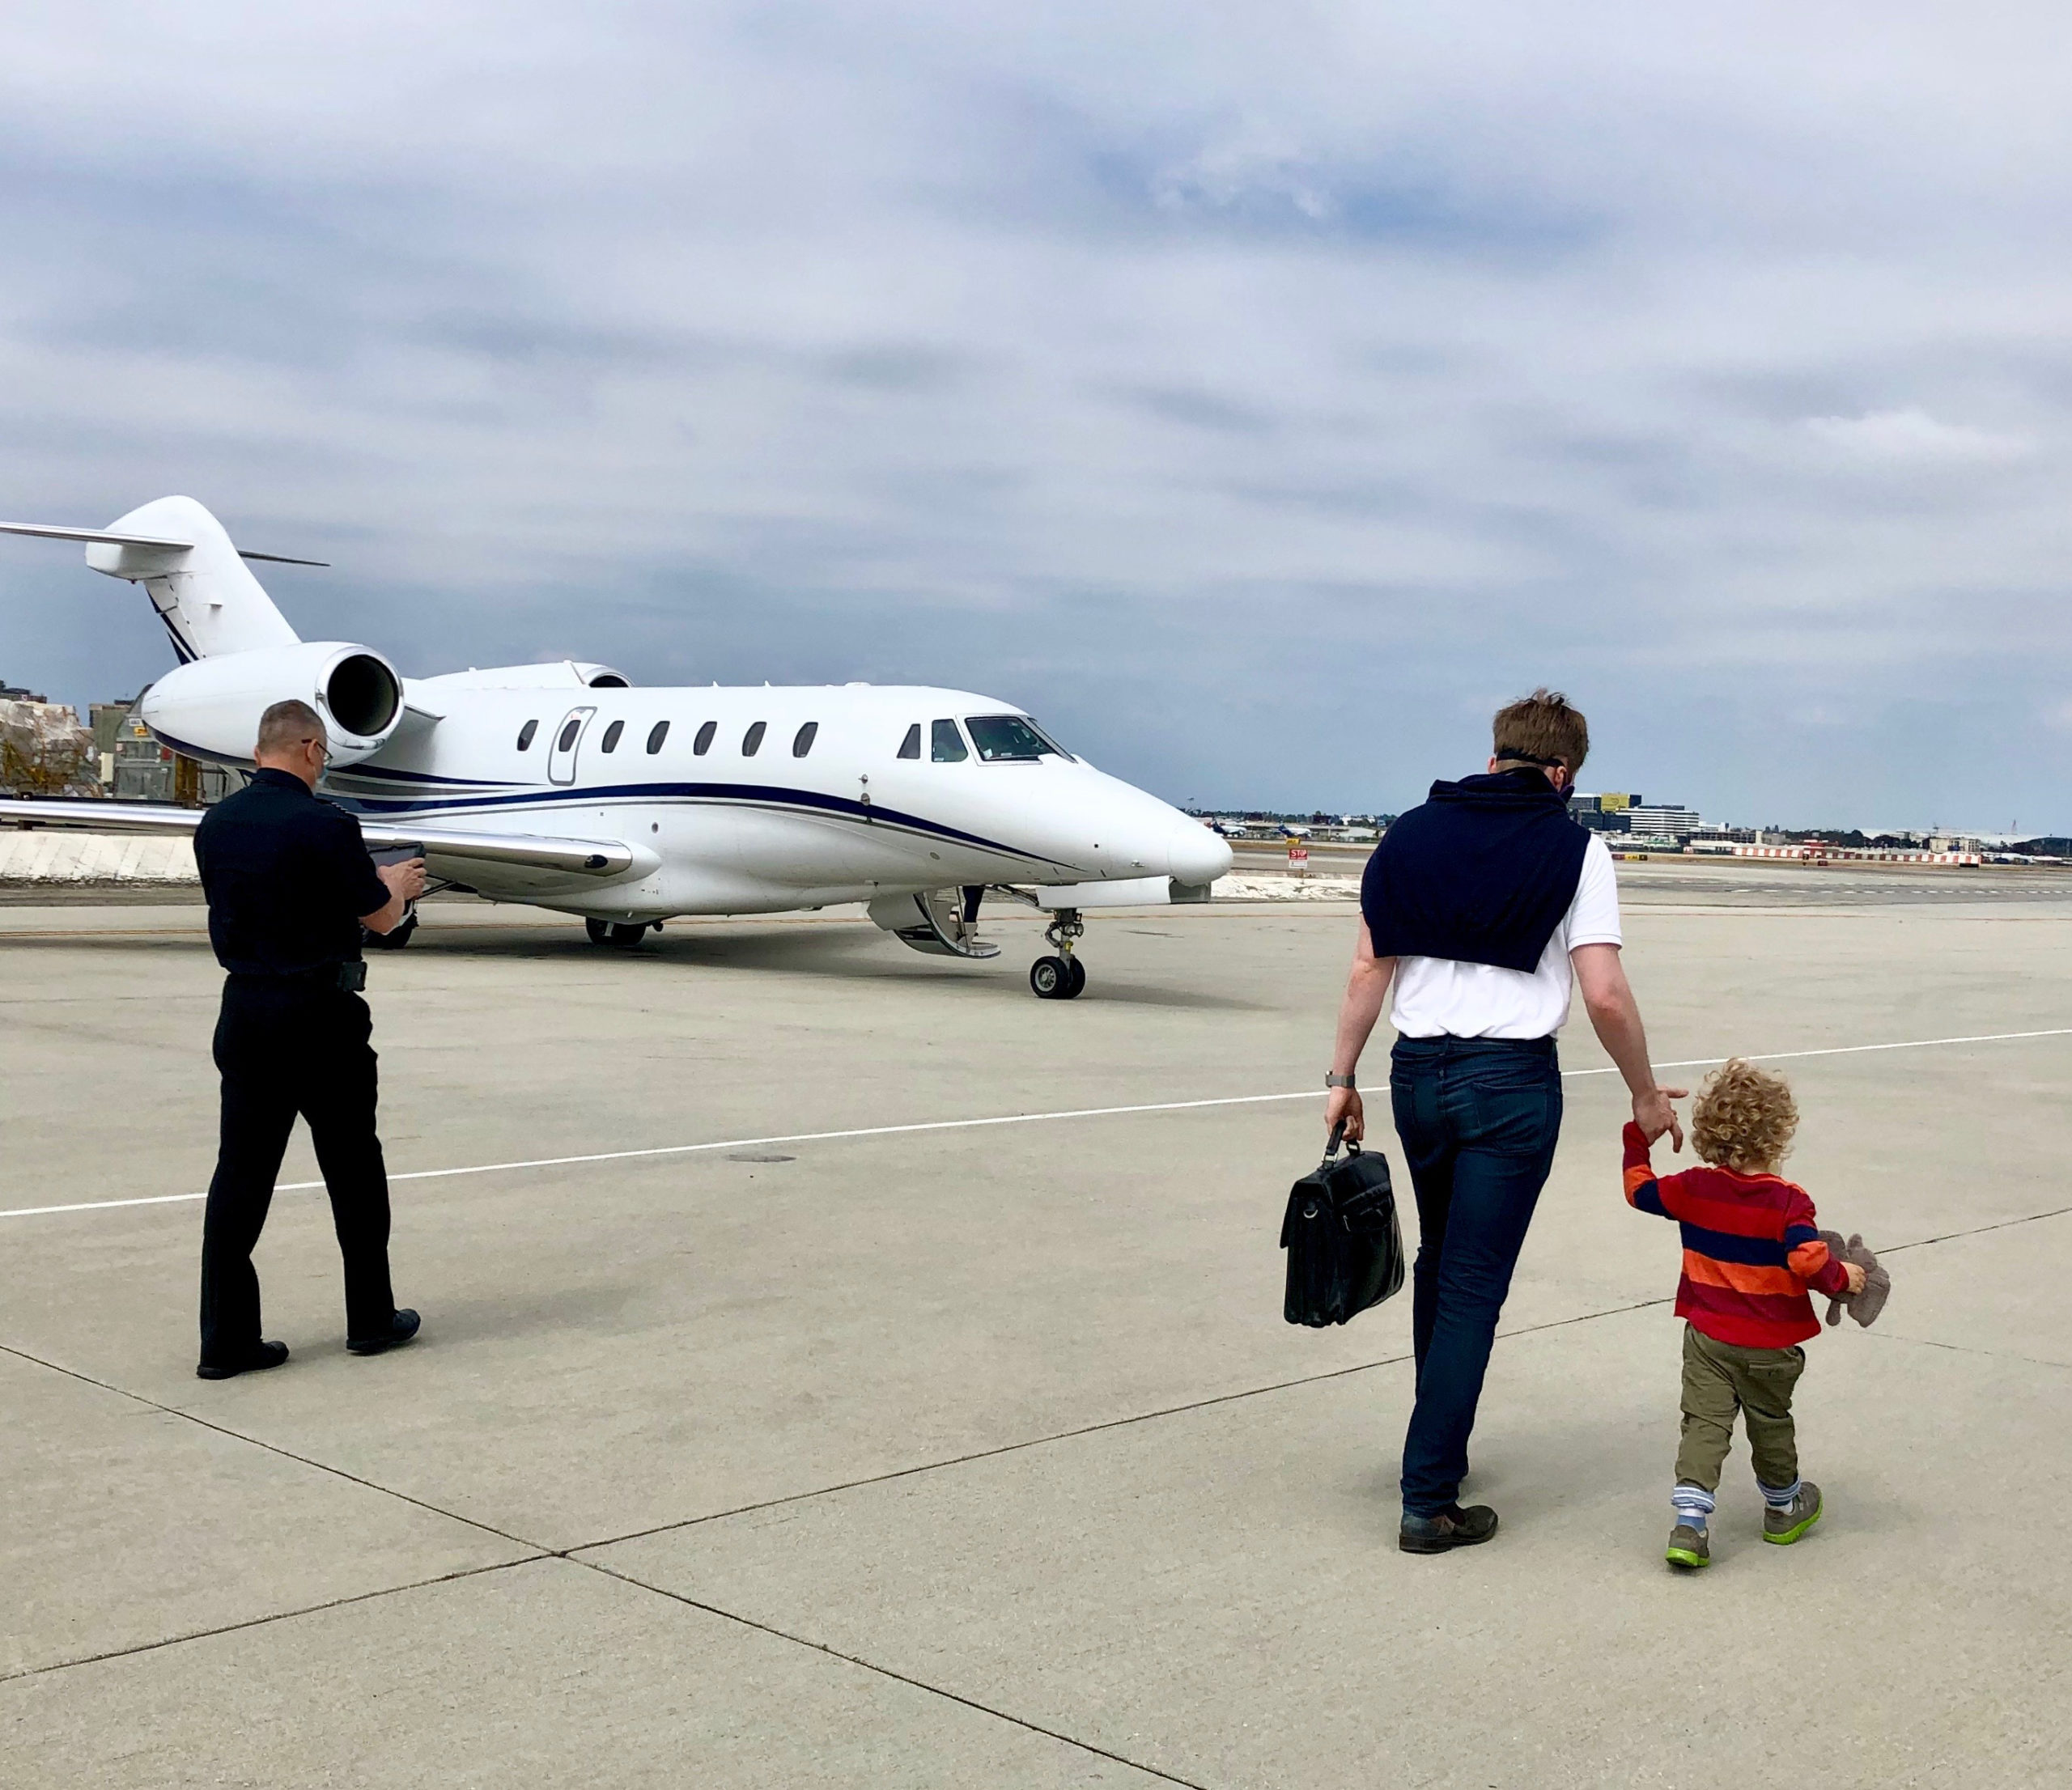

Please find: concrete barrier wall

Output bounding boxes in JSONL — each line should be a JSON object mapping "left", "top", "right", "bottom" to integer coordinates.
{"left": 0, "top": 832, "right": 198, "bottom": 883}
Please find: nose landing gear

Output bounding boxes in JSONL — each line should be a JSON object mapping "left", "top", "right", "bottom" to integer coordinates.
{"left": 1029, "top": 909, "right": 1086, "bottom": 999}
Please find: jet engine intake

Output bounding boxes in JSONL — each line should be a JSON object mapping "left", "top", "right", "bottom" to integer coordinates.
{"left": 138, "top": 641, "right": 405, "bottom": 768}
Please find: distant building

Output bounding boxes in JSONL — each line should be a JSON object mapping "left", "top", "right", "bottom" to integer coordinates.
{"left": 1625, "top": 804, "right": 1701, "bottom": 840}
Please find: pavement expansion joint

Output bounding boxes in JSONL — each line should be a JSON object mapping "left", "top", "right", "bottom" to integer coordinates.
{"left": 0, "top": 1339, "right": 548, "bottom": 1556}
{"left": 1860, "top": 1330, "right": 2072, "bottom": 1375}
{"left": 575, "top": 1557, "right": 1217, "bottom": 1790}
{"left": 0, "top": 1556, "right": 545, "bottom": 1687}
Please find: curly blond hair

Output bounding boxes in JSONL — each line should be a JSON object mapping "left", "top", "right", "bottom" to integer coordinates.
{"left": 1690, "top": 1058, "right": 1798, "bottom": 1171}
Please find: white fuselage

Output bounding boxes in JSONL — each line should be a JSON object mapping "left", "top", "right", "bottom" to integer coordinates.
{"left": 320, "top": 677, "right": 1231, "bottom": 920}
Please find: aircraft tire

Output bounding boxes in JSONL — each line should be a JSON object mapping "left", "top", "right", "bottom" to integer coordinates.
{"left": 585, "top": 918, "right": 649, "bottom": 949}
{"left": 1064, "top": 956, "right": 1086, "bottom": 998}
{"left": 1030, "top": 955, "right": 1072, "bottom": 999}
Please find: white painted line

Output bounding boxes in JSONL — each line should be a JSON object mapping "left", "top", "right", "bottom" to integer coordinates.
{"left": 6, "top": 1025, "right": 2069, "bottom": 1222}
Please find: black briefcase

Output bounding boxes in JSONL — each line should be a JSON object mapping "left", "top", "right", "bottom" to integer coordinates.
{"left": 1280, "top": 1122, "right": 1407, "bottom": 1327}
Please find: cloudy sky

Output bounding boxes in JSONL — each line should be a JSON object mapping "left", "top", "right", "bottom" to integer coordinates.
{"left": 3, "top": 2, "right": 2068, "bottom": 829}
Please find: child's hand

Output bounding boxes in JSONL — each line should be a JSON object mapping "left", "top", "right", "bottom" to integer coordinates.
{"left": 1844, "top": 1261, "right": 1867, "bottom": 1296}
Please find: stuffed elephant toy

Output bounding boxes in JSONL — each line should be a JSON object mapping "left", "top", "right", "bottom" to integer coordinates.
{"left": 1815, "top": 1229, "right": 1890, "bottom": 1327}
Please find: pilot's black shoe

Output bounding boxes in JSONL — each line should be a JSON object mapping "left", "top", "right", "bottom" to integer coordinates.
{"left": 348, "top": 1309, "right": 422, "bottom": 1356}
{"left": 196, "top": 1340, "right": 290, "bottom": 1381}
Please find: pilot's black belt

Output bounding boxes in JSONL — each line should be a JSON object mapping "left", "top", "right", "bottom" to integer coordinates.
{"left": 227, "top": 961, "right": 368, "bottom": 994}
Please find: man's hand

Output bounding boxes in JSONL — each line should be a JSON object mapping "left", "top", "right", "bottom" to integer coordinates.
{"left": 378, "top": 857, "right": 427, "bottom": 904}
{"left": 1633, "top": 1085, "right": 1688, "bottom": 1152}
{"left": 1843, "top": 1260, "right": 1868, "bottom": 1296}
{"left": 1326, "top": 1085, "right": 1365, "bottom": 1145}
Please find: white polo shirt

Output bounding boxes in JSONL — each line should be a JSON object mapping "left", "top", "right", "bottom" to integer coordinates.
{"left": 1388, "top": 833, "right": 1622, "bottom": 1040}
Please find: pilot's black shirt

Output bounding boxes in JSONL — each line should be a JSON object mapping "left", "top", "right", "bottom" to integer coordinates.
{"left": 193, "top": 769, "right": 390, "bottom": 977}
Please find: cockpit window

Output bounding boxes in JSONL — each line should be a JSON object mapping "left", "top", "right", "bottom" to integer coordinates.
{"left": 898, "top": 723, "right": 921, "bottom": 760}
{"left": 930, "top": 719, "right": 968, "bottom": 763}
{"left": 965, "top": 715, "right": 1070, "bottom": 762}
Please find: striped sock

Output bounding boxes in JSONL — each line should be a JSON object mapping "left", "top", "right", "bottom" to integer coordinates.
{"left": 1759, "top": 1478, "right": 1802, "bottom": 1511}
{"left": 1671, "top": 1482, "right": 1715, "bottom": 1531}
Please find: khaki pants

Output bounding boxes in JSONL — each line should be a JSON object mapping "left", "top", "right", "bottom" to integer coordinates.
{"left": 1674, "top": 1323, "right": 1804, "bottom": 1492}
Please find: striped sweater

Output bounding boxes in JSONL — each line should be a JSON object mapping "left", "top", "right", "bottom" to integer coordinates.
{"left": 1623, "top": 1122, "right": 1849, "bottom": 1347}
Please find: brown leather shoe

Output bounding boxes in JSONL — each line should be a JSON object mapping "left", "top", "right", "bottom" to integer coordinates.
{"left": 1399, "top": 1503, "right": 1500, "bottom": 1554}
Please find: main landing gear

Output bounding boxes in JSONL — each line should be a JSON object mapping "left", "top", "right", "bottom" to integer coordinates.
{"left": 586, "top": 918, "right": 660, "bottom": 949}
{"left": 1029, "top": 908, "right": 1086, "bottom": 1000}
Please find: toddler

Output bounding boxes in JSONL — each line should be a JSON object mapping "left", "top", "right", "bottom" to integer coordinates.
{"left": 1623, "top": 1058, "right": 1865, "bottom": 1568}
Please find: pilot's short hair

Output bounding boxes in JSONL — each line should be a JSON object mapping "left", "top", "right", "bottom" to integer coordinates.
{"left": 1492, "top": 688, "right": 1588, "bottom": 777}
{"left": 256, "top": 698, "right": 326, "bottom": 757}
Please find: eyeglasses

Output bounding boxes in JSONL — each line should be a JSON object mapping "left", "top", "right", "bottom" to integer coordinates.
{"left": 301, "top": 737, "right": 332, "bottom": 763}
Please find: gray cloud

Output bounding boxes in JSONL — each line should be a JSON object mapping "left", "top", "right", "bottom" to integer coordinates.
{"left": 2, "top": 2, "right": 2070, "bottom": 829}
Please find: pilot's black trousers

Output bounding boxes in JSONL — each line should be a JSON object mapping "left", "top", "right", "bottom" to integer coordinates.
{"left": 198, "top": 976, "right": 396, "bottom": 1366}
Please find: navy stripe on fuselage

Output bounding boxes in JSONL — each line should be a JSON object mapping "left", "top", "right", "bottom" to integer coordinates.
{"left": 325, "top": 778, "right": 1063, "bottom": 866}
{"left": 328, "top": 763, "right": 520, "bottom": 789}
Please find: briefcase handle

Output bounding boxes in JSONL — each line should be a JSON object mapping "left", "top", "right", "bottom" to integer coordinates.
{"left": 1320, "top": 1120, "right": 1365, "bottom": 1172}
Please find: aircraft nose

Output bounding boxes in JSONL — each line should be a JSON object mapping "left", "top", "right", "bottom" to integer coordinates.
{"left": 1170, "top": 821, "right": 1233, "bottom": 888}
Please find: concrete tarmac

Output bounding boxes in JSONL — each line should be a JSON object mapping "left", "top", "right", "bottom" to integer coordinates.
{"left": 2, "top": 889, "right": 2069, "bottom": 1786}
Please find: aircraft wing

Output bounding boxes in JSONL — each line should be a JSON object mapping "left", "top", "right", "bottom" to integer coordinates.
{"left": 0, "top": 797, "right": 647, "bottom": 878}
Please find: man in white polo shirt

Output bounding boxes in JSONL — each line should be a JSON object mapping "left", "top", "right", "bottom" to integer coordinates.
{"left": 1324, "top": 689, "right": 1685, "bottom": 1553}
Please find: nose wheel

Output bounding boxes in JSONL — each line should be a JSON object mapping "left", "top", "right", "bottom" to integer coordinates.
{"left": 1030, "top": 910, "right": 1087, "bottom": 999}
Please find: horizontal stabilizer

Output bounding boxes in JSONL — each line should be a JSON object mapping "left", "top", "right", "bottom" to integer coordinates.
{"left": 0, "top": 520, "right": 325, "bottom": 566}
{"left": 0, "top": 521, "right": 193, "bottom": 549}
{"left": 0, "top": 797, "right": 650, "bottom": 880}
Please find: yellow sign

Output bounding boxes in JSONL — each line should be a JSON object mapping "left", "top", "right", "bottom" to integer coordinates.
{"left": 1599, "top": 792, "right": 1632, "bottom": 812}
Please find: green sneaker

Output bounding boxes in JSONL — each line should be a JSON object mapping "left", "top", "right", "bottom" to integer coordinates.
{"left": 1665, "top": 1524, "right": 1711, "bottom": 1568}
{"left": 1763, "top": 1481, "right": 1823, "bottom": 1545}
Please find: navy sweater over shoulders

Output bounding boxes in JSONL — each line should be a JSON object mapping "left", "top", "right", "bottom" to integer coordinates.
{"left": 1361, "top": 770, "right": 1590, "bottom": 973}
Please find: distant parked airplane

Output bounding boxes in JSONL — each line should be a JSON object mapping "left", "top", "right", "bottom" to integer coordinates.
{"left": 0, "top": 497, "right": 1230, "bottom": 998}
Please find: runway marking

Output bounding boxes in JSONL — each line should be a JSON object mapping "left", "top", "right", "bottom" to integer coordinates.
{"left": 5, "top": 1024, "right": 2070, "bottom": 1222}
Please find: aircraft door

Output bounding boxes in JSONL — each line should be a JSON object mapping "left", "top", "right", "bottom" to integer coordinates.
{"left": 547, "top": 706, "right": 597, "bottom": 787}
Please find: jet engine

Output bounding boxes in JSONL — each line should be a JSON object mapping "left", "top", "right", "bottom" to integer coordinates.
{"left": 138, "top": 641, "right": 405, "bottom": 768}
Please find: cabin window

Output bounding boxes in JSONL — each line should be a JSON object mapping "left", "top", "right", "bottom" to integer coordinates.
{"left": 931, "top": 719, "right": 968, "bottom": 763}
{"left": 516, "top": 719, "right": 538, "bottom": 751}
{"left": 557, "top": 718, "right": 582, "bottom": 753}
{"left": 898, "top": 723, "right": 921, "bottom": 760}
{"left": 743, "top": 721, "right": 766, "bottom": 757}
{"left": 601, "top": 719, "right": 624, "bottom": 753}
{"left": 646, "top": 720, "right": 669, "bottom": 754}
{"left": 694, "top": 720, "right": 716, "bottom": 755}
{"left": 965, "top": 715, "right": 1067, "bottom": 762}
{"left": 792, "top": 722, "right": 817, "bottom": 758}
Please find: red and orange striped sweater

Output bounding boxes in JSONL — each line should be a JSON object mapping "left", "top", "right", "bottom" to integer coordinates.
{"left": 1622, "top": 1122, "right": 1850, "bottom": 1348}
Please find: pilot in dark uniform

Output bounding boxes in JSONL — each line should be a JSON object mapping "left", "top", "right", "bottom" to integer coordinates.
{"left": 190, "top": 698, "right": 427, "bottom": 1379}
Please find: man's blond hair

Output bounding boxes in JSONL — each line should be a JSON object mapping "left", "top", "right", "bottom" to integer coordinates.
{"left": 1690, "top": 1058, "right": 1798, "bottom": 1171}
{"left": 1491, "top": 689, "right": 1588, "bottom": 777}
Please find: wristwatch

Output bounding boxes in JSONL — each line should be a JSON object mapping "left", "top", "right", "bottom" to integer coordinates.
{"left": 1325, "top": 1072, "right": 1356, "bottom": 1090}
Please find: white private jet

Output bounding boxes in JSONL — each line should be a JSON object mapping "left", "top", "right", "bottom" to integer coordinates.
{"left": 0, "top": 497, "right": 1231, "bottom": 997}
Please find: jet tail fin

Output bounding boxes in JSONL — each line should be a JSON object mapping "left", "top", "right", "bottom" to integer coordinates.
{"left": 0, "top": 496, "right": 304, "bottom": 660}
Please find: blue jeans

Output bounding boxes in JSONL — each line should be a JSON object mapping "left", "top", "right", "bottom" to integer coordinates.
{"left": 1391, "top": 1034, "right": 1563, "bottom": 1516}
